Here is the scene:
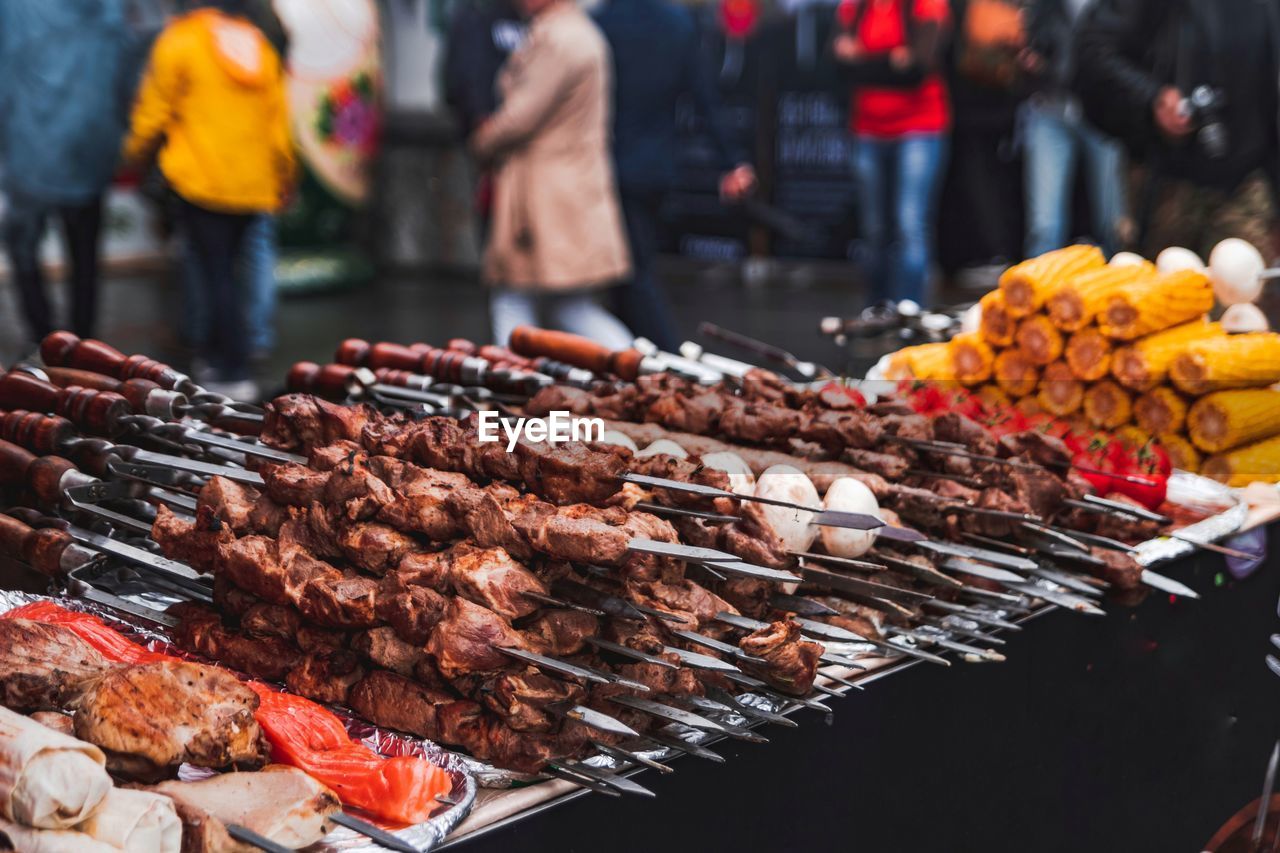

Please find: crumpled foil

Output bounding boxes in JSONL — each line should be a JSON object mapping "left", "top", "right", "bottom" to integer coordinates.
{"left": 1132, "top": 470, "right": 1247, "bottom": 567}
{"left": 0, "top": 590, "right": 477, "bottom": 852}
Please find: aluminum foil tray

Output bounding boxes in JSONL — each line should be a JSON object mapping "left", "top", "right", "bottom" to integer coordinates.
{"left": 0, "top": 590, "right": 477, "bottom": 852}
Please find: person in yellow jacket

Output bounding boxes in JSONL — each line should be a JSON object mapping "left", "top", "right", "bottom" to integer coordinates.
{"left": 123, "top": 0, "right": 295, "bottom": 399}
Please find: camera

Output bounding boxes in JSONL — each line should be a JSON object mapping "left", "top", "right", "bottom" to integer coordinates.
{"left": 1179, "top": 85, "right": 1230, "bottom": 160}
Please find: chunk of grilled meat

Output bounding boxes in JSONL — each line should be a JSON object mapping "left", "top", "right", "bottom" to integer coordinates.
{"left": 73, "top": 661, "right": 268, "bottom": 776}
{"left": 170, "top": 602, "right": 302, "bottom": 682}
{"left": 0, "top": 620, "right": 111, "bottom": 712}
{"left": 738, "top": 621, "right": 822, "bottom": 696}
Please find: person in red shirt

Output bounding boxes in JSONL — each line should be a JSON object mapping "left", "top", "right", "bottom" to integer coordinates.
{"left": 834, "top": 0, "right": 951, "bottom": 307}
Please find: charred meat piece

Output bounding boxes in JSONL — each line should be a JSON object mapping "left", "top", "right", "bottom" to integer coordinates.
{"left": 425, "top": 598, "right": 541, "bottom": 679}
{"left": 738, "top": 620, "right": 822, "bottom": 696}
{"left": 0, "top": 620, "right": 111, "bottom": 711}
{"left": 169, "top": 602, "right": 302, "bottom": 682}
{"left": 151, "top": 505, "right": 234, "bottom": 573}
{"left": 352, "top": 627, "right": 427, "bottom": 677}
{"left": 520, "top": 609, "right": 599, "bottom": 656}
{"left": 196, "top": 477, "right": 260, "bottom": 533}
{"left": 73, "top": 661, "right": 268, "bottom": 773}
{"left": 285, "top": 650, "right": 365, "bottom": 706}
{"left": 261, "top": 395, "right": 374, "bottom": 451}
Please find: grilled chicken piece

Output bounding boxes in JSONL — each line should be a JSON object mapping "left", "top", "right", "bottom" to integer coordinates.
{"left": 738, "top": 620, "right": 822, "bottom": 696}
{"left": 153, "top": 766, "right": 339, "bottom": 851}
{"left": 0, "top": 620, "right": 110, "bottom": 712}
{"left": 73, "top": 661, "right": 268, "bottom": 775}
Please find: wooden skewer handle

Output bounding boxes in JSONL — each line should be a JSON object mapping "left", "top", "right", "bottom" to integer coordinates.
{"left": 0, "top": 511, "right": 74, "bottom": 578}
{"left": 286, "top": 362, "right": 358, "bottom": 400}
{"left": 0, "top": 438, "right": 78, "bottom": 509}
{"left": 0, "top": 410, "right": 78, "bottom": 456}
{"left": 41, "top": 367, "right": 165, "bottom": 416}
{"left": 40, "top": 332, "right": 184, "bottom": 389}
{"left": 508, "top": 326, "right": 644, "bottom": 381}
{"left": 0, "top": 372, "right": 130, "bottom": 436}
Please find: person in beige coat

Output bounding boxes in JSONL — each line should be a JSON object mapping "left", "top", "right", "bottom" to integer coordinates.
{"left": 471, "top": 0, "right": 634, "bottom": 349}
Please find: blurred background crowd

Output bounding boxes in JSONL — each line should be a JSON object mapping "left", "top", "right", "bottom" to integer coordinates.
{"left": 0, "top": 0, "right": 1277, "bottom": 397}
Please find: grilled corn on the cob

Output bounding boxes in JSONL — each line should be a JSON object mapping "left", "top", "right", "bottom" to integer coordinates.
{"left": 1064, "top": 327, "right": 1113, "bottom": 381}
{"left": 1083, "top": 379, "right": 1133, "bottom": 429}
{"left": 1187, "top": 389, "right": 1280, "bottom": 453}
{"left": 1203, "top": 434, "right": 1280, "bottom": 486}
{"left": 1046, "top": 262, "right": 1155, "bottom": 332}
{"left": 993, "top": 348, "right": 1040, "bottom": 397}
{"left": 1169, "top": 333, "right": 1280, "bottom": 395}
{"left": 1158, "top": 432, "right": 1202, "bottom": 474}
{"left": 949, "top": 334, "right": 995, "bottom": 386}
{"left": 1037, "top": 361, "right": 1085, "bottom": 416}
{"left": 1110, "top": 319, "right": 1225, "bottom": 392}
{"left": 885, "top": 341, "right": 953, "bottom": 380}
{"left": 1015, "top": 315, "right": 1065, "bottom": 366}
{"left": 1098, "top": 268, "right": 1214, "bottom": 341}
{"left": 1134, "top": 387, "right": 1189, "bottom": 435}
{"left": 979, "top": 290, "right": 1016, "bottom": 348}
{"left": 1000, "top": 244, "right": 1107, "bottom": 318}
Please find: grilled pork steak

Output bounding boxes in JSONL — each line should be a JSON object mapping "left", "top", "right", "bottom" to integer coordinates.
{"left": 0, "top": 620, "right": 111, "bottom": 712}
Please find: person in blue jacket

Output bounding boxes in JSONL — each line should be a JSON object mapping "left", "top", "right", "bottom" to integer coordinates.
{"left": 595, "top": 0, "right": 756, "bottom": 352}
{"left": 0, "top": 0, "right": 136, "bottom": 345}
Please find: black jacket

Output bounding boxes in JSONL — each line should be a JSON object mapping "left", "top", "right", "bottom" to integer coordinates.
{"left": 594, "top": 0, "right": 743, "bottom": 193}
{"left": 443, "top": 0, "right": 523, "bottom": 137}
{"left": 1075, "top": 0, "right": 1280, "bottom": 188}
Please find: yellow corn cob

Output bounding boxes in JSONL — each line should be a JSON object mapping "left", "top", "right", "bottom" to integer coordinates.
{"left": 1037, "top": 361, "right": 1084, "bottom": 416}
{"left": 1158, "top": 432, "right": 1201, "bottom": 474}
{"left": 999, "top": 245, "right": 1107, "bottom": 318}
{"left": 1133, "top": 387, "right": 1189, "bottom": 435}
{"left": 885, "top": 342, "right": 952, "bottom": 380}
{"left": 1098, "top": 269, "right": 1214, "bottom": 341}
{"left": 1083, "top": 380, "right": 1133, "bottom": 429}
{"left": 974, "top": 384, "right": 1012, "bottom": 412}
{"left": 1046, "top": 262, "right": 1155, "bottom": 332}
{"left": 1186, "top": 389, "right": 1280, "bottom": 453}
{"left": 1168, "top": 333, "right": 1280, "bottom": 395}
{"left": 993, "top": 348, "right": 1039, "bottom": 397}
{"left": 1110, "top": 319, "right": 1225, "bottom": 392}
{"left": 979, "top": 291, "right": 1016, "bottom": 348}
{"left": 1064, "top": 328, "right": 1113, "bottom": 381}
{"left": 1203, "top": 434, "right": 1280, "bottom": 486}
{"left": 949, "top": 334, "right": 995, "bottom": 386}
{"left": 1114, "top": 424, "right": 1152, "bottom": 448}
{"left": 1015, "top": 395, "right": 1044, "bottom": 417}
{"left": 1014, "top": 315, "right": 1065, "bottom": 366}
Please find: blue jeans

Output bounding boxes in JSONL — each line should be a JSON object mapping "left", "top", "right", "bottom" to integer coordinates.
{"left": 1023, "top": 101, "right": 1127, "bottom": 258}
{"left": 852, "top": 132, "right": 948, "bottom": 306}
{"left": 490, "top": 289, "right": 633, "bottom": 351}
{"left": 182, "top": 213, "right": 277, "bottom": 355}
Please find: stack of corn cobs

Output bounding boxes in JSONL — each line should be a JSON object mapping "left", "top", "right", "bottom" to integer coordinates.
{"left": 888, "top": 245, "right": 1280, "bottom": 488}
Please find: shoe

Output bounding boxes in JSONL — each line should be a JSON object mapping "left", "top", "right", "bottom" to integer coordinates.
{"left": 202, "top": 378, "right": 261, "bottom": 403}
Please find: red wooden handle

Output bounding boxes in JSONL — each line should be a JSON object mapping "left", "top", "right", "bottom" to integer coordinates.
{"left": 0, "top": 439, "right": 76, "bottom": 509}
{"left": 40, "top": 332, "right": 182, "bottom": 388}
{"left": 0, "top": 512, "right": 73, "bottom": 578}
{"left": 508, "top": 326, "right": 643, "bottom": 380}
{"left": 0, "top": 372, "right": 129, "bottom": 435}
{"left": 0, "top": 411, "right": 76, "bottom": 455}
{"left": 335, "top": 338, "right": 371, "bottom": 367}
{"left": 286, "top": 362, "right": 356, "bottom": 399}
{"left": 365, "top": 342, "right": 424, "bottom": 372}
{"left": 42, "top": 366, "right": 122, "bottom": 392}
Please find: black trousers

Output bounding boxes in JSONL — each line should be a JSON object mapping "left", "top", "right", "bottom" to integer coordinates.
{"left": 179, "top": 200, "right": 253, "bottom": 381}
{"left": 612, "top": 189, "right": 679, "bottom": 353}
{"left": 2, "top": 196, "right": 103, "bottom": 342}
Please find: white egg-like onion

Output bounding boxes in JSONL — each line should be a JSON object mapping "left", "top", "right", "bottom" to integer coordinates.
{"left": 751, "top": 465, "right": 820, "bottom": 556}
{"left": 597, "top": 430, "right": 638, "bottom": 452}
{"left": 1220, "top": 302, "right": 1271, "bottom": 333}
{"left": 1156, "top": 246, "right": 1206, "bottom": 275}
{"left": 1109, "top": 251, "right": 1148, "bottom": 268}
{"left": 700, "top": 452, "right": 756, "bottom": 496}
{"left": 819, "top": 478, "right": 881, "bottom": 558}
{"left": 1209, "top": 238, "right": 1266, "bottom": 305}
{"left": 634, "top": 438, "right": 688, "bottom": 459}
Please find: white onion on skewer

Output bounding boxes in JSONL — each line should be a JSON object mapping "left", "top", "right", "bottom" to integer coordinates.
{"left": 1220, "top": 302, "right": 1270, "bottom": 333}
{"left": 700, "top": 451, "right": 756, "bottom": 496}
{"left": 1209, "top": 237, "right": 1266, "bottom": 305}
{"left": 751, "top": 465, "right": 819, "bottom": 556}
{"left": 819, "top": 478, "right": 881, "bottom": 558}
{"left": 1155, "top": 246, "right": 1205, "bottom": 274}
{"left": 1109, "top": 251, "right": 1147, "bottom": 267}
{"left": 596, "top": 430, "right": 638, "bottom": 452}
{"left": 634, "top": 439, "right": 689, "bottom": 459}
